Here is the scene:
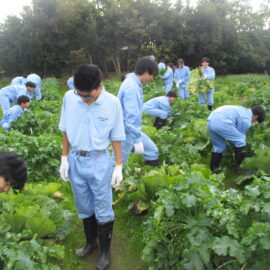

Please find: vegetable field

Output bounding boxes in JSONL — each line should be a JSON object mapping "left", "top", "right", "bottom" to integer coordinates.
{"left": 0, "top": 73, "right": 270, "bottom": 270}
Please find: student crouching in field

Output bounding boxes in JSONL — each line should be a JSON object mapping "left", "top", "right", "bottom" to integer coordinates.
{"left": 143, "top": 90, "right": 177, "bottom": 129}
{"left": 0, "top": 82, "right": 35, "bottom": 113}
{"left": 1, "top": 95, "right": 30, "bottom": 130}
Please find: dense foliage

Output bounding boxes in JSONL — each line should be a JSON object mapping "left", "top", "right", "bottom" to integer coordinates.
{"left": 0, "top": 0, "right": 269, "bottom": 76}
{"left": 0, "top": 74, "right": 270, "bottom": 269}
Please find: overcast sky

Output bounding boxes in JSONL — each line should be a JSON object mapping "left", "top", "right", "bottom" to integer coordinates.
{"left": 0, "top": 0, "right": 266, "bottom": 23}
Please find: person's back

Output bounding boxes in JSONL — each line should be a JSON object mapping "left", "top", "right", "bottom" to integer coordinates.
{"left": 26, "top": 74, "right": 41, "bottom": 85}
{"left": 118, "top": 72, "right": 143, "bottom": 133}
{"left": 1, "top": 105, "right": 24, "bottom": 130}
{"left": 11, "top": 76, "right": 26, "bottom": 86}
{"left": 26, "top": 74, "right": 42, "bottom": 100}
{"left": 0, "top": 85, "right": 26, "bottom": 99}
{"left": 67, "top": 77, "right": 74, "bottom": 90}
{"left": 1, "top": 95, "right": 30, "bottom": 130}
{"left": 208, "top": 105, "right": 252, "bottom": 133}
{"left": 143, "top": 96, "right": 170, "bottom": 113}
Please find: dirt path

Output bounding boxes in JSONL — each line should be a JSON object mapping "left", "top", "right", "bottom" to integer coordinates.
{"left": 82, "top": 209, "right": 147, "bottom": 270}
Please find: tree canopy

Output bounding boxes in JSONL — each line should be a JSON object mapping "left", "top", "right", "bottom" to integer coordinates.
{"left": 0, "top": 0, "right": 269, "bottom": 77}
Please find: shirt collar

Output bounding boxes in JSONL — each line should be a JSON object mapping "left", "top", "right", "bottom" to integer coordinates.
{"left": 76, "top": 87, "right": 106, "bottom": 105}
{"left": 130, "top": 73, "right": 142, "bottom": 88}
{"left": 94, "top": 88, "right": 106, "bottom": 105}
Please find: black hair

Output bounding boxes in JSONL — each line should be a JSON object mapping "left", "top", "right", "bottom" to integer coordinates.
{"left": 25, "top": 81, "right": 36, "bottom": 88}
{"left": 135, "top": 57, "right": 158, "bottom": 76}
{"left": 201, "top": 57, "right": 210, "bottom": 63}
{"left": 74, "top": 64, "right": 102, "bottom": 92}
{"left": 167, "top": 62, "right": 174, "bottom": 69}
{"left": 177, "top": 58, "right": 184, "bottom": 65}
{"left": 252, "top": 106, "right": 266, "bottom": 123}
{"left": 17, "top": 95, "right": 30, "bottom": 105}
{"left": 166, "top": 91, "right": 177, "bottom": 98}
{"left": 0, "top": 151, "right": 27, "bottom": 190}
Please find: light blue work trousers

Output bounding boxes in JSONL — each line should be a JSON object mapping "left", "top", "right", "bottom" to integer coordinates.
{"left": 207, "top": 119, "right": 246, "bottom": 153}
{"left": 68, "top": 149, "right": 114, "bottom": 223}
{"left": 198, "top": 90, "right": 214, "bottom": 106}
{"left": 115, "top": 131, "right": 159, "bottom": 166}
{"left": 178, "top": 86, "right": 190, "bottom": 99}
{"left": 164, "top": 82, "right": 173, "bottom": 93}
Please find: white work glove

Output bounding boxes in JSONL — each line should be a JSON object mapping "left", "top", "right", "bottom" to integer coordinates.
{"left": 111, "top": 165, "right": 123, "bottom": 188}
{"left": 59, "top": 156, "right": 69, "bottom": 181}
{"left": 204, "top": 74, "right": 208, "bottom": 79}
{"left": 176, "top": 81, "right": 179, "bottom": 88}
{"left": 178, "top": 80, "right": 182, "bottom": 84}
{"left": 134, "top": 142, "right": 144, "bottom": 154}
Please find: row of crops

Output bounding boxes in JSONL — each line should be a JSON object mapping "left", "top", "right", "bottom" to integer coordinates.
{"left": 0, "top": 74, "right": 270, "bottom": 269}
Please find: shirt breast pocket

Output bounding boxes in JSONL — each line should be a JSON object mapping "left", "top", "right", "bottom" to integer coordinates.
{"left": 94, "top": 116, "right": 112, "bottom": 134}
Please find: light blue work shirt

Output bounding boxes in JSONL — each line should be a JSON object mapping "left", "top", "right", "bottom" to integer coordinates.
{"left": 158, "top": 62, "right": 166, "bottom": 70}
{"left": 0, "top": 85, "right": 27, "bottom": 103}
{"left": 208, "top": 105, "right": 252, "bottom": 134}
{"left": 67, "top": 77, "right": 74, "bottom": 90}
{"left": 202, "top": 66, "right": 215, "bottom": 80}
{"left": 174, "top": 65, "right": 190, "bottom": 87}
{"left": 208, "top": 105, "right": 253, "bottom": 152}
{"left": 143, "top": 96, "right": 171, "bottom": 119}
{"left": 11, "top": 77, "right": 26, "bottom": 86}
{"left": 1, "top": 105, "right": 26, "bottom": 130}
{"left": 162, "top": 68, "right": 174, "bottom": 90}
{"left": 117, "top": 73, "right": 143, "bottom": 144}
{"left": 26, "top": 74, "right": 42, "bottom": 100}
{"left": 59, "top": 89, "right": 126, "bottom": 151}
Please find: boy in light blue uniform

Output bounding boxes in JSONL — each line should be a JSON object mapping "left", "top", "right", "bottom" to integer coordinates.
{"left": 116, "top": 57, "right": 160, "bottom": 167}
{"left": 162, "top": 63, "right": 174, "bottom": 92}
{"left": 198, "top": 57, "right": 215, "bottom": 110}
{"left": 26, "top": 73, "right": 42, "bottom": 100}
{"left": 174, "top": 58, "right": 190, "bottom": 99}
{"left": 59, "top": 64, "right": 125, "bottom": 270}
{"left": 67, "top": 77, "right": 74, "bottom": 89}
{"left": 143, "top": 91, "right": 177, "bottom": 129}
{"left": 11, "top": 76, "right": 26, "bottom": 86}
{"left": 0, "top": 82, "right": 35, "bottom": 113}
{"left": 1, "top": 95, "right": 30, "bottom": 130}
{"left": 208, "top": 105, "right": 265, "bottom": 173}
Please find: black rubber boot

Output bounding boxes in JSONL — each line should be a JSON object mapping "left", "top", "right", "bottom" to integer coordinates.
{"left": 145, "top": 159, "right": 160, "bottom": 167}
{"left": 153, "top": 117, "right": 167, "bottom": 130}
{"left": 234, "top": 146, "right": 246, "bottom": 174}
{"left": 208, "top": 105, "right": 213, "bottom": 111}
{"left": 96, "top": 221, "right": 114, "bottom": 270}
{"left": 75, "top": 215, "right": 98, "bottom": 258}
{"left": 210, "top": 152, "right": 222, "bottom": 173}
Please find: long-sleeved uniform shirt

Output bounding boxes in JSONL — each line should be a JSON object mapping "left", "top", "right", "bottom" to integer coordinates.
{"left": 143, "top": 96, "right": 171, "bottom": 119}
{"left": 0, "top": 85, "right": 28, "bottom": 103}
{"left": 202, "top": 66, "right": 215, "bottom": 80}
{"left": 117, "top": 73, "right": 143, "bottom": 144}
{"left": 26, "top": 74, "right": 42, "bottom": 100}
{"left": 174, "top": 65, "right": 190, "bottom": 87}
{"left": 11, "top": 77, "right": 26, "bottom": 86}
{"left": 208, "top": 105, "right": 252, "bottom": 135}
{"left": 1, "top": 105, "right": 27, "bottom": 130}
